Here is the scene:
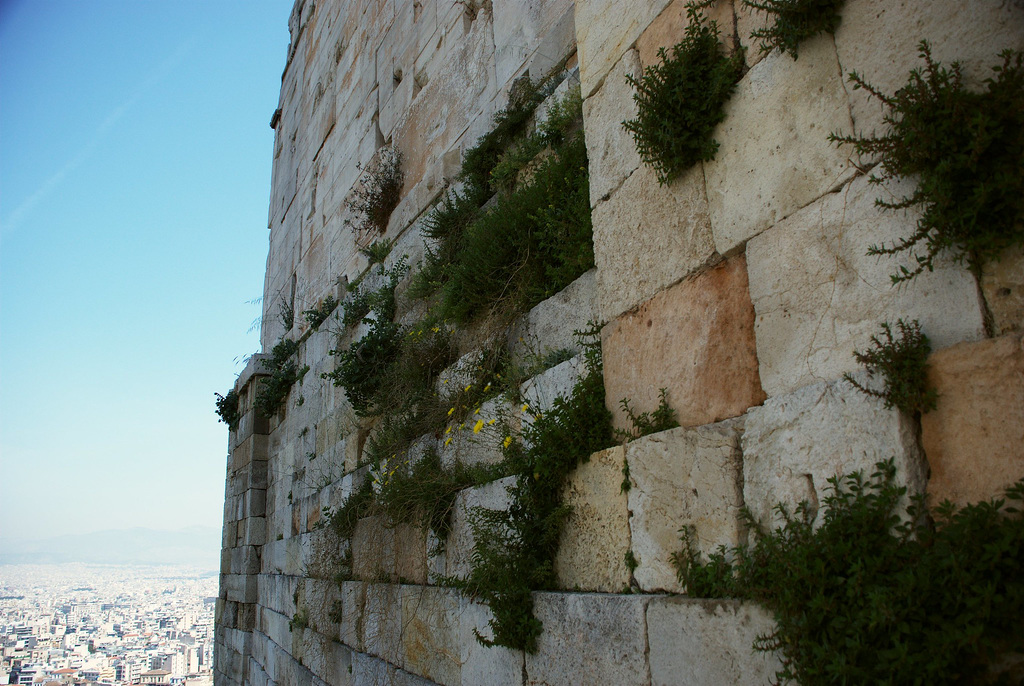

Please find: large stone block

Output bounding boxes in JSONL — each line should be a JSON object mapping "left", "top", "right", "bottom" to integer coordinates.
{"left": 440, "top": 396, "right": 515, "bottom": 469}
{"left": 742, "top": 371, "right": 928, "bottom": 528}
{"left": 704, "top": 34, "right": 855, "bottom": 255}
{"left": 492, "top": 0, "right": 575, "bottom": 86}
{"left": 834, "top": 0, "right": 1024, "bottom": 139}
{"left": 508, "top": 269, "right": 598, "bottom": 358}
{"left": 921, "top": 334, "right": 1024, "bottom": 507}
{"left": 554, "top": 446, "right": 631, "bottom": 592}
{"left": 362, "top": 583, "right": 404, "bottom": 668}
{"left": 582, "top": 49, "right": 644, "bottom": 206}
{"left": 459, "top": 598, "right": 525, "bottom": 685}
{"left": 352, "top": 515, "right": 396, "bottom": 580}
{"left": 626, "top": 420, "right": 745, "bottom": 593}
{"left": 745, "top": 173, "right": 987, "bottom": 397}
{"left": 446, "top": 477, "right": 516, "bottom": 580}
{"left": 601, "top": 255, "right": 766, "bottom": 433}
{"left": 525, "top": 592, "right": 651, "bottom": 686}
{"left": 636, "top": 0, "right": 741, "bottom": 70}
{"left": 521, "top": 356, "right": 584, "bottom": 418}
{"left": 592, "top": 161, "right": 716, "bottom": 322}
{"left": 576, "top": 0, "right": 673, "bottom": 98}
{"left": 401, "top": 586, "right": 461, "bottom": 686}
{"left": 647, "top": 598, "right": 780, "bottom": 686}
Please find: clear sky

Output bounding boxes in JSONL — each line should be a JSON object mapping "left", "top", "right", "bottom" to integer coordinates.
{"left": 0, "top": 0, "right": 294, "bottom": 540}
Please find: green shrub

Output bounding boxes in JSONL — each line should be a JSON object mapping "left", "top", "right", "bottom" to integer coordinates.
{"left": 830, "top": 43, "right": 1024, "bottom": 283}
{"left": 254, "top": 338, "right": 308, "bottom": 417}
{"left": 359, "top": 238, "right": 395, "bottom": 266}
{"left": 622, "top": 2, "right": 744, "bottom": 185}
{"left": 346, "top": 146, "right": 404, "bottom": 235}
{"left": 214, "top": 388, "right": 241, "bottom": 431}
{"left": 743, "top": 0, "right": 846, "bottom": 58}
{"left": 614, "top": 388, "right": 679, "bottom": 442}
{"left": 327, "top": 316, "right": 402, "bottom": 417}
{"left": 844, "top": 319, "right": 937, "bottom": 415}
{"left": 461, "top": 326, "right": 615, "bottom": 652}
{"left": 301, "top": 294, "right": 339, "bottom": 331}
{"left": 673, "top": 460, "right": 1024, "bottom": 685}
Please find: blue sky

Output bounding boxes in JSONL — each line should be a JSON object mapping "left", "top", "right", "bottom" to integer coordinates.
{"left": 0, "top": 1, "right": 294, "bottom": 540}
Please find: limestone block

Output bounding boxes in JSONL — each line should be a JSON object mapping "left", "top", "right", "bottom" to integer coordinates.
{"left": 982, "top": 245, "right": 1024, "bottom": 336}
{"left": 446, "top": 477, "right": 516, "bottom": 580}
{"left": 304, "top": 577, "right": 342, "bottom": 637}
{"left": 244, "top": 517, "right": 267, "bottom": 546}
{"left": 521, "top": 356, "right": 584, "bottom": 416}
{"left": 592, "top": 161, "right": 716, "bottom": 322}
{"left": 234, "top": 434, "right": 271, "bottom": 471}
{"left": 401, "top": 586, "right": 461, "bottom": 685}
{"left": 362, "top": 583, "right": 404, "bottom": 668}
{"left": 582, "top": 49, "right": 643, "bottom": 205}
{"left": 258, "top": 574, "right": 300, "bottom": 618}
{"left": 921, "top": 334, "right": 1024, "bottom": 507}
{"left": 626, "top": 420, "right": 745, "bottom": 593}
{"left": 647, "top": 598, "right": 780, "bottom": 686}
{"left": 339, "top": 581, "right": 367, "bottom": 652}
{"left": 440, "top": 395, "right": 514, "bottom": 469}
{"left": 834, "top": 0, "right": 1024, "bottom": 139}
{"left": 508, "top": 269, "right": 598, "bottom": 358}
{"left": 576, "top": 0, "right": 674, "bottom": 98}
{"left": 459, "top": 598, "right": 525, "bottom": 685}
{"left": 259, "top": 607, "right": 293, "bottom": 656}
{"left": 742, "top": 371, "right": 928, "bottom": 528}
{"left": 492, "top": 0, "right": 575, "bottom": 86}
{"left": 637, "top": 0, "right": 741, "bottom": 70}
{"left": 352, "top": 515, "right": 396, "bottom": 580}
{"left": 523, "top": 5, "right": 578, "bottom": 81}
{"left": 554, "top": 446, "right": 631, "bottom": 592}
{"left": 231, "top": 545, "right": 262, "bottom": 576}
{"left": 601, "top": 255, "right": 766, "bottom": 433}
{"left": 525, "top": 592, "right": 651, "bottom": 686}
{"left": 746, "top": 173, "right": 987, "bottom": 398}
{"left": 351, "top": 652, "right": 441, "bottom": 686}
{"left": 223, "top": 574, "right": 259, "bottom": 604}
{"left": 246, "top": 489, "right": 268, "bottom": 518}
{"left": 703, "top": 34, "right": 855, "bottom": 255}
{"left": 395, "top": 523, "right": 428, "bottom": 585}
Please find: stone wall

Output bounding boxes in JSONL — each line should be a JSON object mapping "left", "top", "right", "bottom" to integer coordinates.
{"left": 216, "top": 1, "right": 1024, "bottom": 685}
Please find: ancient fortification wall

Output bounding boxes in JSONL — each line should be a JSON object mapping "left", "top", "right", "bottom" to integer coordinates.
{"left": 216, "top": 1, "right": 1023, "bottom": 684}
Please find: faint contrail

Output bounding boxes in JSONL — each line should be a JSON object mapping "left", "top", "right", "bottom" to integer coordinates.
{"left": 2, "top": 34, "right": 199, "bottom": 234}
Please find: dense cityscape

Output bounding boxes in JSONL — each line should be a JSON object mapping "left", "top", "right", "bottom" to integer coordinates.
{"left": 0, "top": 565, "right": 216, "bottom": 686}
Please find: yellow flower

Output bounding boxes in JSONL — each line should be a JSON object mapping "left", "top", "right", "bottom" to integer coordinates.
{"left": 465, "top": 384, "right": 472, "bottom": 392}
{"left": 521, "top": 404, "right": 530, "bottom": 412}
{"left": 473, "top": 419, "right": 484, "bottom": 433}
{"left": 444, "top": 436, "right": 452, "bottom": 447}
{"left": 483, "top": 382, "right": 491, "bottom": 392}
{"left": 447, "top": 407, "right": 456, "bottom": 416}
{"left": 445, "top": 426, "right": 452, "bottom": 435}
{"left": 503, "top": 436, "right": 513, "bottom": 449}
{"left": 487, "top": 418, "right": 496, "bottom": 425}
{"left": 432, "top": 326, "right": 440, "bottom": 333}
{"left": 442, "top": 378, "right": 449, "bottom": 385}
{"left": 474, "top": 407, "right": 481, "bottom": 415}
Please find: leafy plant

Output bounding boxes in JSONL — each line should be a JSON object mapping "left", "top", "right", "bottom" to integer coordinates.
{"left": 359, "top": 238, "right": 395, "bottom": 265}
{"left": 830, "top": 43, "right": 1024, "bottom": 283}
{"left": 743, "top": 0, "right": 846, "bottom": 58}
{"left": 328, "top": 316, "right": 402, "bottom": 416}
{"left": 346, "top": 146, "right": 404, "bottom": 235}
{"left": 623, "top": 2, "right": 744, "bottom": 185}
{"left": 614, "top": 387, "right": 679, "bottom": 442}
{"left": 254, "top": 338, "right": 308, "bottom": 417}
{"left": 460, "top": 325, "right": 615, "bottom": 652}
{"left": 673, "top": 460, "right": 1024, "bottom": 685}
{"left": 843, "top": 319, "right": 937, "bottom": 414}
{"left": 279, "top": 300, "right": 295, "bottom": 331}
{"left": 301, "top": 294, "right": 339, "bottom": 331}
{"left": 214, "top": 388, "right": 241, "bottom": 431}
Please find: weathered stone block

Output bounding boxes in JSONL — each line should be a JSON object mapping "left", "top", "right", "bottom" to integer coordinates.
{"left": 508, "top": 269, "right": 598, "bottom": 358}
{"left": 554, "top": 446, "right": 631, "bottom": 592}
{"left": 582, "top": 49, "right": 643, "bottom": 206}
{"left": 459, "top": 598, "right": 525, "bottom": 686}
{"left": 742, "top": 371, "right": 928, "bottom": 528}
{"left": 244, "top": 517, "right": 267, "bottom": 546}
{"left": 922, "top": 334, "right": 1024, "bottom": 507}
{"left": 525, "top": 592, "right": 651, "bottom": 686}
{"left": 647, "top": 597, "right": 781, "bottom": 686}
{"left": 576, "top": 0, "right": 673, "bottom": 98}
{"left": 636, "top": 0, "right": 741, "bottom": 70}
{"left": 626, "top": 420, "right": 745, "bottom": 593}
{"left": 440, "top": 396, "right": 514, "bottom": 469}
{"left": 492, "top": 0, "right": 575, "bottom": 86}
{"left": 395, "top": 523, "right": 428, "bottom": 585}
{"left": 521, "top": 356, "right": 584, "bottom": 417}
{"left": 401, "top": 586, "right": 461, "bottom": 686}
{"left": 362, "top": 583, "right": 404, "bottom": 668}
{"left": 339, "top": 581, "right": 367, "bottom": 652}
{"left": 602, "top": 255, "right": 766, "bottom": 433}
{"left": 704, "top": 34, "right": 855, "bottom": 255}
{"left": 446, "top": 477, "right": 516, "bottom": 580}
{"left": 834, "top": 0, "right": 1024, "bottom": 140}
{"left": 746, "top": 173, "right": 987, "bottom": 397}
{"left": 592, "top": 161, "right": 716, "bottom": 322}
{"left": 982, "top": 245, "right": 1024, "bottom": 337}
{"left": 352, "top": 515, "right": 396, "bottom": 581}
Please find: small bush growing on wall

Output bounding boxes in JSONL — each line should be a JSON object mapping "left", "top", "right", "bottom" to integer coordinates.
{"left": 301, "top": 294, "right": 339, "bottom": 331}
{"left": 214, "top": 389, "right": 241, "bottom": 431}
{"left": 254, "top": 338, "right": 308, "bottom": 417}
{"left": 674, "top": 460, "right": 1024, "bottom": 685}
{"left": 622, "top": 2, "right": 744, "bottom": 185}
{"left": 743, "top": 0, "right": 846, "bottom": 58}
{"left": 843, "top": 319, "right": 937, "bottom": 415}
{"left": 346, "top": 146, "right": 404, "bottom": 235}
{"left": 830, "top": 43, "right": 1024, "bottom": 284}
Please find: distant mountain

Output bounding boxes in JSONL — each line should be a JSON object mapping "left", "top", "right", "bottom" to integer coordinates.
{"left": 0, "top": 526, "right": 221, "bottom": 570}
